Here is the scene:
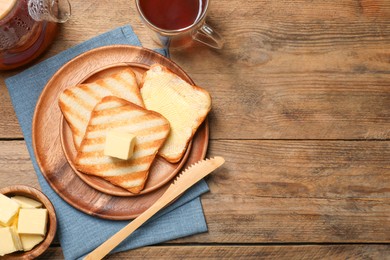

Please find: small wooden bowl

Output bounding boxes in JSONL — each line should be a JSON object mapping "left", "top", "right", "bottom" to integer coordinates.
{"left": 0, "top": 185, "right": 57, "bottom": 259}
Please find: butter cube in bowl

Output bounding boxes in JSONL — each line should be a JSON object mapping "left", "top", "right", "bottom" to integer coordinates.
{"left": 0, "top": 185, "right": 57, "bottom": 259}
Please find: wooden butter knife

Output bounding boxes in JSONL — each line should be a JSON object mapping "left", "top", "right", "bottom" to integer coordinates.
{"left": 84, "top": 156, "right": 225, "bottom": 260}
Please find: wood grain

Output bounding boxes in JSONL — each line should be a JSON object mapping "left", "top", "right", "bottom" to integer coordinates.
{"left": 1, "top": 0, "right": 390, "bottom": 139}
{"left": 198, "top": 196, "right": 390, "bottom": 243}
{"left": 0, "top": 87, "right": 22, "bottom": 138}
{"left": 2, "top": 140, "right": 389, "bottom": 243}
{"left": 171, "top": 0, "right": 390, "bottom": 140}
{"left": 0, "top": 141, "right": 38, "bottom": 188}
{"left": 39, "top": 245, "right": 390, "bottom": 259}
{"left": 1, "top": 0, "right": 389, "bottom": 258}
{"left": 110, "top": 244, "right": 390, "bottom": 259}
{"left": 3, "top": 139, "right": 389, "bottom": 199}
{"left": 207, "top": 140, "right": 390, "bottom": 199}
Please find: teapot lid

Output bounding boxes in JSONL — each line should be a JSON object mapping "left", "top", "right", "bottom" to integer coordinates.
{"left": 0, "top": 0, "right": 17, "bottom": 20}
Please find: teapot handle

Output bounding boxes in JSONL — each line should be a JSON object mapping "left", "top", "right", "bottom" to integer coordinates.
{"left": 28, "top": 0, "right": 71, "bottom": 23}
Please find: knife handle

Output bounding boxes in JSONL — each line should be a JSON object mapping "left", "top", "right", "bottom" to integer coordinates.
{"left": 84, "top": 156, "right": 224, "bottom": 260}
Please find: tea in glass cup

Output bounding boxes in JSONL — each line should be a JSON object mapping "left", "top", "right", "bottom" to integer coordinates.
{"left": 135, "top": 0, "right": 223, "bottom": 49}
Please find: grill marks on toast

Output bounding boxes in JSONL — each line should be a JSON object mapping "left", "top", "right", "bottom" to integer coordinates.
{"left": 59, "top": 68, "right": 144, "bottom": 150}
{"left": 74, "top": 96, "right": 170, "bottom": 194}
{"left": 58, "top": 65, "right": 210, "bottom": 194}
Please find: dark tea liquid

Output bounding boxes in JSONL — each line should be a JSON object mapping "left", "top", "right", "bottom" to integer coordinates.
{"left": 0, "top": 0, "right": 58, "bottom": 70}
{"left": 139, "top": 0, "right": 205, "bottom": 30}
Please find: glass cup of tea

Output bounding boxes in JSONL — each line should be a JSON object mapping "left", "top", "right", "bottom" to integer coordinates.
{"left": 135, "top": 0, "right": 224, "bottom": 49}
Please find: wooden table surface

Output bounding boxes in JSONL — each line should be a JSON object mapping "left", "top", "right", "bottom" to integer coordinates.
{"left": 1, "top": 0, "right": 389, "bottom": 259}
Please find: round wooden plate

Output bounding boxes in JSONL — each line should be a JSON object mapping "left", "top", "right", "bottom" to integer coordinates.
{"left": 32, "top": 45, "right": 209, "bottom": 220}
{"left": 59, "top": 63, "right": 192, "bottom": 197}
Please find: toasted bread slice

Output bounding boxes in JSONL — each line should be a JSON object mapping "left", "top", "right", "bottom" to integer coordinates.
{"left": 140, "top": 64, "right": 211, "bottom": 163}
{"left": 74, "top": 96, "right": 170, "bottom": 194}
{"left": 59, "top": 68, "right": 144, "bottom": 150}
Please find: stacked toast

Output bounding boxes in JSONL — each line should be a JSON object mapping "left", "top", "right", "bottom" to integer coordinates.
{"left": 58, "top": 64, "right": 211, "bottom": 194}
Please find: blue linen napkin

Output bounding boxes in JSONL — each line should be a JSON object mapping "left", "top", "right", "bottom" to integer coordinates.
{"left": 5, "top": 25, "right": 209, "bottom": 259}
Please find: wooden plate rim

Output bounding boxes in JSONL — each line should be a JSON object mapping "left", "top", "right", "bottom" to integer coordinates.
{"left": 31, "top": 45, "right": 209, "bottom": 220}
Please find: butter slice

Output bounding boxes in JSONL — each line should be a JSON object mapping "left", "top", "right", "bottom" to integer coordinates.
{"left": 0, "top": 227, "right": 22, "bottom": 256}
{"left": 10, "top": 226, "right": 23, "bottom": 251}
{"left": 104, "top": 130, "right": 136, "bottom": 160}
{"left": 0, "top": 193, "right": 20, "bottom": 226}
{"left": 20, "top": 234, "right": 44, "bottom": 251}
{"left": 17, "top": 208, "right": 48, "bottom": 236}
{"left": 11, "top": 196, "right": 42, "bottom": 208}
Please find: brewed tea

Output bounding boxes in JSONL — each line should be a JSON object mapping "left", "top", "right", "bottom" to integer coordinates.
{"left": 0, "top": 0, "right": 64, "bottom": 70}
{"left": 139, "top": 0, "right": 205, "bottom": 30}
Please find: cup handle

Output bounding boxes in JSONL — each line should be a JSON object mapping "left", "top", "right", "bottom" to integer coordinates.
{"left": 192, "top": 23, "right": 224, "bottom": 49}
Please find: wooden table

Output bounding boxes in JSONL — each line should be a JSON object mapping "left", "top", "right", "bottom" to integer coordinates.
{"left": 1, "top": 0, "right": 389, "bottom": 258}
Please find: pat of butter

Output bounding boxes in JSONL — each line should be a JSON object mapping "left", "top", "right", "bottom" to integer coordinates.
{"left": 17, "top": 209, "right": 48, "bottom": 236}
{"left": 11, "top": 196, "right": 42, "bottom": 208}
{"left": 20, "top": 234, "right": 44, "bottom": 251}
{"left": 0, "top": 227, "right": 22, "bottom": 256}
{"left": 0, "top": 193, "right": 20, "bottom": 226}
{"left": 104, "top": 131, "right": 136, "bottom": 160}
{"left": 10, "top": 226, "right": 23, "bottom": 251}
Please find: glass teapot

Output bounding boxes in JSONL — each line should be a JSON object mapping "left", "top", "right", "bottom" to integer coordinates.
{"left": 0, "top": 0, "right": 71, "bottom": 70}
